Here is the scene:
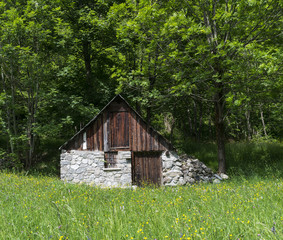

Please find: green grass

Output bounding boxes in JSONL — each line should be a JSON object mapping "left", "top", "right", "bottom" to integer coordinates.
{"left": 1, "top": 172, "right": 283, "bottom": 240}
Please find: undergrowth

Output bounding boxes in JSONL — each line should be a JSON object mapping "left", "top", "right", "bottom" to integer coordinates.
{"left": 181, "top": 141, "right": 283, "bottom": 178}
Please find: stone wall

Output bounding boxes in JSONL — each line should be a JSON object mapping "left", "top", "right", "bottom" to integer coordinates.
{"left": 162, "top": 152, "right": 225, "bottom": 186}
{"left": 60, "top": 150, "right": 227, "bottom": 187}
{"left": 60, "top": 150, "right": 132, "bottom": 187}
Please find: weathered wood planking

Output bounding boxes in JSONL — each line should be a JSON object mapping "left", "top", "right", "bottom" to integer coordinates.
{"left": 63, "top": 97, "right": 170, "bottom": 152}
{"left": 133, "top": 152, "right": 162, "bottom": 186}
{"left": 110, "top": 111, "right": 129, "bottom": 148}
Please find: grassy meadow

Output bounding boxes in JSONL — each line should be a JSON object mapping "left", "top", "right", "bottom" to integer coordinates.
{"left": 1, "top": 171, "right": 283, "bottom": 240}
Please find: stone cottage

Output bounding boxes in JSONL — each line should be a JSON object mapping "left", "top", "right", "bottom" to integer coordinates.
{"left": 60, "top": 95, "right": 221, "bottom": 187}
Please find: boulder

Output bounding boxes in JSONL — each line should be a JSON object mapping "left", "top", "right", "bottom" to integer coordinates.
{"left": 220, "top": 173, "right": 229, "bottom": 180}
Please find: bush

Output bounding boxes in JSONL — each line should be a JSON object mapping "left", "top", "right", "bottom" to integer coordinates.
{"left": 0, "top": 149, "right": 22, "bottom": 170}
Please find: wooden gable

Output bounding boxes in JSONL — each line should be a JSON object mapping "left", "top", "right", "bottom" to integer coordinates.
{"left": 60, "top": 95, "right": 172, "bottom": 152}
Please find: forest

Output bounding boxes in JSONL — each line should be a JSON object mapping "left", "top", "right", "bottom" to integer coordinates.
{"left": 0, "top": 0, "right": 282, "bottom": 174}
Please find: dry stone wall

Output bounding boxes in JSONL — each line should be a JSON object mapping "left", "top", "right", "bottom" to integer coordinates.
{"left": 162, "top": 152, "right": 225, "bottom": 186}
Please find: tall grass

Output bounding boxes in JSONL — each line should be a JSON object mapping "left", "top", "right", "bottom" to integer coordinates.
{"left": 1, "top": 172, "right": 283, "bottom": 239}
{"left": 181, "top": 141, "right": 283, "bottom": 177}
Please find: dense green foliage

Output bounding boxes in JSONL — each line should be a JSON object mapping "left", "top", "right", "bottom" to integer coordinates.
{"left": 0, "top": 0, "right": 282, "bottom": 171}
{"left": 1, "top": 172, "right": 283, "bottom": 239}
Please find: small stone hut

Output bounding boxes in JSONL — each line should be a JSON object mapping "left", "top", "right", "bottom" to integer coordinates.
{"left": 60, "top": 95, "right": 219, "bottom": 187}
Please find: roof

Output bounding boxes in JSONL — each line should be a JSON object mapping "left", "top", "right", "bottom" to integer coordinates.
{"left": 59, "top": 94, "right": 173, "bottom": 150}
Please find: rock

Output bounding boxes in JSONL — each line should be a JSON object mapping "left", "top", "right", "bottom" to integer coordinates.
{"left": 178, "top": 177, "right": 186, "bottom": 185}
{"left": 220, "top": 173, "right": 229, "bottom": 180}
{"left": 214, "top": 174, "right": 223, "bottom": 180}
{"left": 172, "top": 166, "right": 182, "bottom": 171}
{"left": 179, "top": 154, "right": 188, "bottom": 161}
{"left": 75, "top": 168, "right": 85, "bottom": 174}
{"left": 164, "top": 170, "right": 183, "bottom": 178}
{"left": 60, "top": 167, "right": 68, "bottom": 174}
{"left": 163, "top": 161, "right": 174, "bottom": 169}
{"left": 165, "top": 181, "right": 178, "bottom": 186}
{"left": 182, "top": 165, "right": 188, "bottom": 171}
{"left": 175, "top": 161, "right": 182, "bottom": 167}
{"left": 65, "top": 155, "right": 72, "bottom": 161}
{"left": 163, "top": 176, "right": 172, "bottom": 184}
{"left": 73, "top": 179, "right": 80, "bottom": 183}
{"left": 194, "top": 175, "right": 201, "bottom": 181}
{"left": 71, "top": 164, "right": 80, "bottom": 170}
{"left": 185, "top": 177, "right": 195, "bottom": 184}
{"left": 82, "top": 159, "right": 88, "bottom": 164}
{"left": 213, "top": 179, "right": 221, "bottom": 184}
{"left": 60, "top": 160, "right": 69, "bottom": 165}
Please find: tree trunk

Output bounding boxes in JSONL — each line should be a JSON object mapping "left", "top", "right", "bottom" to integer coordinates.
{"left": 245, "top": 110, "right": 252, "bottom": 140}
{"left": 208, "top": 116, "right": 212, "bottom": 140}
{"left": 187, "top": 109, "right": 193, "bottom": 137}
{"left": 198, "top": 101, "right": 203, "bottom": 141}
{"left": 259, "top": 105, "right": 267, "bottom": 137}
{"left": 1, "top": 66, "right": 14, "bottom": 153}
{"left": 193, "top": 100, "right": 198, "bottom": 140}
{"left": 26, "top": 89, "right": 36, "bottom": 169}
{"left": 214, "top": 82, "right": 226, "bottom": 173}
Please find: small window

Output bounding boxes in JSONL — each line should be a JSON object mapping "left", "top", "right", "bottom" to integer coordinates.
{"left": 104, "top": 152, "right": 118, "bottom": 168}
{"left": 82, "top": 132, "right": 87, "bottom": 150}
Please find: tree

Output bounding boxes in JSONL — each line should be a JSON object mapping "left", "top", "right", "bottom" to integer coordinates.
{"left": 112, "top": 0, "right": 283, "bottom": 173}
{"left": 0, "top": 0, "right": 57, "bottom": 167}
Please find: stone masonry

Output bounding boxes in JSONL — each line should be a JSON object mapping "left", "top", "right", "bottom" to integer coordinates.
{"left": 162, "top": 151, "right": 226, "bottom": 186}
{"left": 61, "top": 150, "right": 226, "bottom": 187}
{"left": 60, "top": 150, "right": 132, "bottom": 187}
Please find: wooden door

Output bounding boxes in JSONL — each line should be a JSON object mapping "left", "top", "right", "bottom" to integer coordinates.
{"left": 109, "top": 111, "right": 129, "bottom": 149}
{"left": 133, "top": 152, "right": 162, "bottom": 186}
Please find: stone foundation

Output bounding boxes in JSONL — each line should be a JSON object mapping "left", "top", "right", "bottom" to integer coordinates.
{"left": 60, "top": 150, "right": 226, "bottom": 187}
{"left": 60, "top": 150, "right": 131, "bottom": 187}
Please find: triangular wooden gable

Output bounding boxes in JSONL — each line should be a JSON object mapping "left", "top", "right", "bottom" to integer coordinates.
{"left": 59, "top": 94, "right": 173, "bottom": 152}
